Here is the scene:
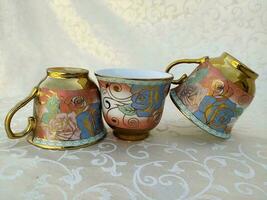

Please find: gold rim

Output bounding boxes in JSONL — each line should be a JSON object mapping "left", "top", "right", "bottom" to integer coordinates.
{"left": 47, "top": 67, "right": 89, "bottom": 79}
{"left": 222, "top": 52, "right": 258, "bottom": 79}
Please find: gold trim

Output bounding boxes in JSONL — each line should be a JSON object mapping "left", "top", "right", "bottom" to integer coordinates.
{"left": 47, "top": 67, "right": 89, "bottom": 79}
{"left": 222, "top": 52, "right": 258, "bottom": 80}
{"left": 165, "top": 56, "right": 208, "bottom": 84}
{"left": 5, "top": 87, "right": 38, "bottom": 139}
{"left": 113, "top": 128, "right": 149, "bottom": 141}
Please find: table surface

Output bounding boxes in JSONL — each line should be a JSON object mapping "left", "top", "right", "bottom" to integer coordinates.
{"left": 1, "top": 0, "right": 267, "bottom": 199}
{"left": 0, "top": 96, "right": 266, "bottom": 200}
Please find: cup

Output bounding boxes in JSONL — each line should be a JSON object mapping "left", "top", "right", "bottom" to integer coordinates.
{"left": 5, "top": 67, "right": 106, "bottom": 150}
{"left": 166, "top": 52, "right": 258, "bottom": 138}
{"left": 95, "top": 68, "right": 173, "bottom": 140}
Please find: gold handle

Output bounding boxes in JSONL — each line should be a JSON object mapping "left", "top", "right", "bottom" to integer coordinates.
{"left": 5, "top": 87, "right": 38, "bottom": 139}
{"left": 165, "top": 56, "right": 208, "bottom": 84}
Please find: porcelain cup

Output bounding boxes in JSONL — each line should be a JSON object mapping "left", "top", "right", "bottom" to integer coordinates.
{"left": 95, "top": 68, "right": 173, "bottom": 140}
{"left": 5, "top": 67, "right": 106, "bottom": 150}
{"left": 165, "top": 52, "right": 258, "bottom": 139}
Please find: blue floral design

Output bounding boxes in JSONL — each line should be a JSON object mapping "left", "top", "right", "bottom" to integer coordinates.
{"left": 131, "top": 84, "right": 167, "bottom": 117}
{"left": 76, "top": 102, "right": 104, "bottom": 139}
{"left": 194, "top": 96, "right": 239, "bottom": 133}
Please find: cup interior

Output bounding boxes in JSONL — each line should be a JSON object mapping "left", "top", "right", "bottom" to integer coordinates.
{"left": 95, "top": 68, "right": 173, "bottom": 80}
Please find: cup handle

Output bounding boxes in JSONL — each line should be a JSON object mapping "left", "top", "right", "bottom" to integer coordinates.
{"left": 165, "top": 56, "right": 208, "bottom": 84}
{"left": 5, "top": 87, "right": 38, "bottom": 139}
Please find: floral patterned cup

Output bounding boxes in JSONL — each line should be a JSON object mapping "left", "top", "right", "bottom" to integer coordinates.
{"left": 166, "top": 52, "right": 258, "bottom": 139}
{"left": 5, "top": 67, "right": 106, "bottom": 150}
{"left": 95, "top": 68, "right": 173, "bottom": 140}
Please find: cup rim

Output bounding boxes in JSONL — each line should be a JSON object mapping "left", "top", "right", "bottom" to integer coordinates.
{"left": 47, "top": 67, "right": 88, "bottom": 79}
{"left": 221, "top": 52, "right": 258, "bottom": 79}
{"left": 95, "top": 68, "right": 173, "bottom": 81}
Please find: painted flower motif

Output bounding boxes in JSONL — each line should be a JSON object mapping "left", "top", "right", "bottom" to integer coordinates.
{"left": 48, "top": 112, "right": 81, "bottom": 140}
{"left": 60, "top": 95, "right": 87, "bottom": 113}
{"left": 76, "top": 103, "right": 104, "bottom": 139}
{"left": 130, "top": 84, "right": 166, "bottom": 117}
{"left": 194, "top": 96, "right": 239, "bottom": 133}
{"left": 177, "top": 84, "right": 198, "bottom": 110}
{"left": 177, "top": 84, "right": 205, "bottom": 112}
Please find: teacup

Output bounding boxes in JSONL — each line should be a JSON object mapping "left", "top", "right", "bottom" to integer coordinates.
{"left": 165, "top": 52, "right": 258, "bottom": 138}
{"left": 5, "top": 67, "right": 106, "bottom": 150}
{"left": 95, "top": 68, "right": 173, "bottom": 140}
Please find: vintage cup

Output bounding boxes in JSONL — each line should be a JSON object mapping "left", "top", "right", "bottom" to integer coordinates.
{"left": 95, "top": 68, "right": 173, "bottom": 140}
{"left": 166, "top": 52, "right": 258, "bottom": 139}
{"left": 5, "top": 67, "right": 106, "bottom": 150}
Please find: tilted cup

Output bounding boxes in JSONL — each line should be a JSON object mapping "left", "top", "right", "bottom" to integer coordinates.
{"left": 166, "top": 52, "right": 258, "bottom": 139}
{"left": 95, "top": 68, "right": 173, "bottom": 140}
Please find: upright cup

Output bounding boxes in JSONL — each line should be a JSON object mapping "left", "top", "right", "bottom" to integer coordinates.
{"left": 95, "top": 68, "right": 173, "bottom": 140}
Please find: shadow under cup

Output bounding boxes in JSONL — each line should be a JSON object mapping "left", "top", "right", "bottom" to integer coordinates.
{"left": 95, "top": 68, "right": 173, "bottom": 140}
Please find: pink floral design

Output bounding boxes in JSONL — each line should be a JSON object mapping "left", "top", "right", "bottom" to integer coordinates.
{"left": 47, "top": 112, "right": 81, "bottom": 141}
{"left": 176, "top": 84, "right": 206, "bottom": 112}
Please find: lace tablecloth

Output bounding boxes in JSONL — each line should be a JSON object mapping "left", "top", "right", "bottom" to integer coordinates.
{"left": 0, "top": 97, "right": 266, "bottom": 200}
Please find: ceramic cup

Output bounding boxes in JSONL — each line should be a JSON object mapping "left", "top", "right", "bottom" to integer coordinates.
{"left": 95, "top": 68, "right": 173, "bottom": 140}
{"left": 5, "top": 67, "right": 106, "bottom": 150}
{"left": 166, "top": 52, "right": 258, "bottom": 139}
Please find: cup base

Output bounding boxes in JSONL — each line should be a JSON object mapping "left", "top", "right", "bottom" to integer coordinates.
{"left": 26, "top": 130, "right": 107, "bottom": 150}
{"left": 113, "top": 128, "right": 149, "bottom": 141}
